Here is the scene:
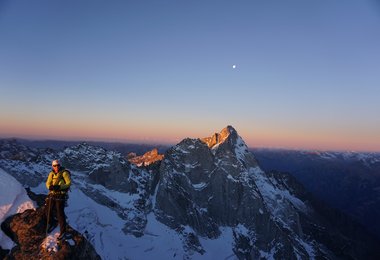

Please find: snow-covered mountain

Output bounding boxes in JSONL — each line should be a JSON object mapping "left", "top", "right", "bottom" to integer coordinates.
{"left": 1, "top": 127, "right": 379, "bottom": 259}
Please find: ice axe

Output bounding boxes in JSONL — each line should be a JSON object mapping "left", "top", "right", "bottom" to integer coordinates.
{"left": 45, "top": 195, "right": 52, "bottom": 236}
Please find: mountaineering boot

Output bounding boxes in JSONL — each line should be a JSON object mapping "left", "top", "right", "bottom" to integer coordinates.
{"left": 57, "top": 232, "right": 67, "bottom": 241}
{"left": 47, "top": 223, "right": 56, "bottom": 233}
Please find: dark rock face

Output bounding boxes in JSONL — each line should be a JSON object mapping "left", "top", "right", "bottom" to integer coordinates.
{"left": 0, "top": 246, "right": 9, "bottom": 259}
{"left": 1, "top": 206, "right": 100, "bottom": 260}
{"left": 155, "top": 126, "right": 380, "bottom": 259}
{"left": 155, "top": 127, "right": 298, "bottom": 258}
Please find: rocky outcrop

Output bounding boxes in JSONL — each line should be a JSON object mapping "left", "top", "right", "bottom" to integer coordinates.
{"left": 1, "top": 205, "right": 100, "bottom": 259}
{"left": 128, "top": 148, "right": 164, "bottom": 167}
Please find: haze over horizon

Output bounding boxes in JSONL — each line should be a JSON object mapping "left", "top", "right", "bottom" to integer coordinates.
{"left": 1, "top": 0, "right": 380, "bottom": 152}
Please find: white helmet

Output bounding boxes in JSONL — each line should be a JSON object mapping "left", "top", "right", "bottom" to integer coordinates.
{"left": 52, "top": 159, "right": 60, "bottom": 167}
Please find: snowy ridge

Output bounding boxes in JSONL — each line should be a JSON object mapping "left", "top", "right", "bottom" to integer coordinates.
{"left": 60, "top": 143, "right": 127, "bottom": 172}
{"left": 249, "top": 167, "right": 316, "bottom": 258}
{"left": 234, "top": 135, "right": 250, "bottom": 164}
{"left": 0, "top": 168, "right": 36, "bottom": 250}
{"left": 297, "top": 149, "right": 380, "bottom": 165}
{"left": 251, "top": 167, "right": 309, "bottom": 214}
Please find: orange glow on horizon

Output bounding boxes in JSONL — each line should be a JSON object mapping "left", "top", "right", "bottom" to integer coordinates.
{"left": 1, "top": 118, "right": 379, "bottom": 152}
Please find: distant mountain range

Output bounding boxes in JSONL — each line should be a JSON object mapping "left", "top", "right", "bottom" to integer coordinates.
{"left": 16, "top": 138, "right": 168, "bottom": 155}
{"left": 14, "top": 137, "right": 380, "bottom": 240}
{"left": 1, "top": 128, "right": 379, "bottom": 259}
{"left": 252, "top": 148, "right": 380, "bottom": 240}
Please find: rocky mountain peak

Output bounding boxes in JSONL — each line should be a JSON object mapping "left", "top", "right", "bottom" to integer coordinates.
{"left": 201, "top": 125, "right": 237, "bottom": 149}
{"left": 153, "top": 125, "right": 380, "bottom": 258}
{"left": 128, "top": 148, "right": 164, "bottom": 167}
{"left": 199, "top": 125, "right": 258, "bottom": 168}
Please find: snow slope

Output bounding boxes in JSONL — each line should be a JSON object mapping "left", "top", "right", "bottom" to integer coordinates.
{"left": 31, "top": 172, "right": 235, "bottom": 259}
{"left": 0, "top": 168, "right": 35, "bottom": 250}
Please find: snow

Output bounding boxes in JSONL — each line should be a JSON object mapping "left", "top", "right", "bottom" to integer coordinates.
{"left": 184, "top": 162, "right": 201, "bottom": 173}
{"left": 61, "top": 181, "right": 239, "bottom": 259}
{"left": 234, "top": 136, "right": 248, "bottom": 163}
{"left": 234, "top": 224, "right": 250, "bottom": 237}
{"left": 31, "top": 181, "right": 49, "bottom": 195}
{"left": 175, "top": 145, "right": 190, "bottom": 154}
{"left": 259, "top": 247, "right": 277, "bottom": 259}
{"left": 318, "top": 152, "right": 337, "bottom": 160}
{"left": 227, "top": 174, "right": 239, "bottom": 182}
{"left": 210, "top": 143, "right": 221, "bottom": 151}
{"left": 65, "top": 186, "right": 187, "bottom": 259}
{"left": 69, "top": 170, "right": 141, "bottom": 211}
{"left": 41, "top": 226, "right": 61, "bottom": 253}
{"left": 0, "top": 168, "right": 36, "bottom": 250}
{"left": 66, "top": 187, "right": 133, "bottom": 258}
{"left": 195, "top": 227, "right": 236, "bottom": 260}
{"left": 294, "top": 237, "right": 316, "bottom": 259}
{"left": 192, "top": 182, "right": 207, "bottom": 190}
{"left": 184, "top": 162, "right": 200, "bottom": 169}
{"left": 32, "top": 171, "right": 184, "bottom": 259}
{"left": 199, "top": 207, "right": 208, "bottom": 214}
{"left": 251, "top": 167, "right": 308, "bottom": 213}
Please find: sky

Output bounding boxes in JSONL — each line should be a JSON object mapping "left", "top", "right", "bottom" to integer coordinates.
{"left": 0, "top": 0, "right": 379, "bottom": 152}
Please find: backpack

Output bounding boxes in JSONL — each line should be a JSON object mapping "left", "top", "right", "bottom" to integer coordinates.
{"left": 59, "top": 169, "right": 71, "bottom": 192}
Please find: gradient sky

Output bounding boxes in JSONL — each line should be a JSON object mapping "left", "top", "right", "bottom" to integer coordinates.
{"left": 1, "top": 0, "right": 380, "bottom": 151}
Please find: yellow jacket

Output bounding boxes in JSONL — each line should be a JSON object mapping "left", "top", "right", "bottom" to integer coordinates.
{"left": 46, "top": 167, "right": 71, "bottom": 194}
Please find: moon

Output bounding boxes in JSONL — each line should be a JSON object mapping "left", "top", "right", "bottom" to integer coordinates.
{"left": 232, "top": 65, "right": 236, "bottom": 69}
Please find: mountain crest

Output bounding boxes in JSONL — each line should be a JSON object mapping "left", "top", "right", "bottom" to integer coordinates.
{"left": 201, "top": 125, "right": 237, "bottom": 149}
{"left": 128, "top": 148, "right": 164, "bottom": 166}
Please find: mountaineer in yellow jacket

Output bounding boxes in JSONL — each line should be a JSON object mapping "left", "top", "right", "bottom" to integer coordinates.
{"left": 45, "top": 159, "right": 71, "bottom": 240}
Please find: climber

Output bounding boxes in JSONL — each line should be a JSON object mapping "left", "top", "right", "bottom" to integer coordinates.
{"left": 45, "top": 159, "right": 71, "bottom": 240}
